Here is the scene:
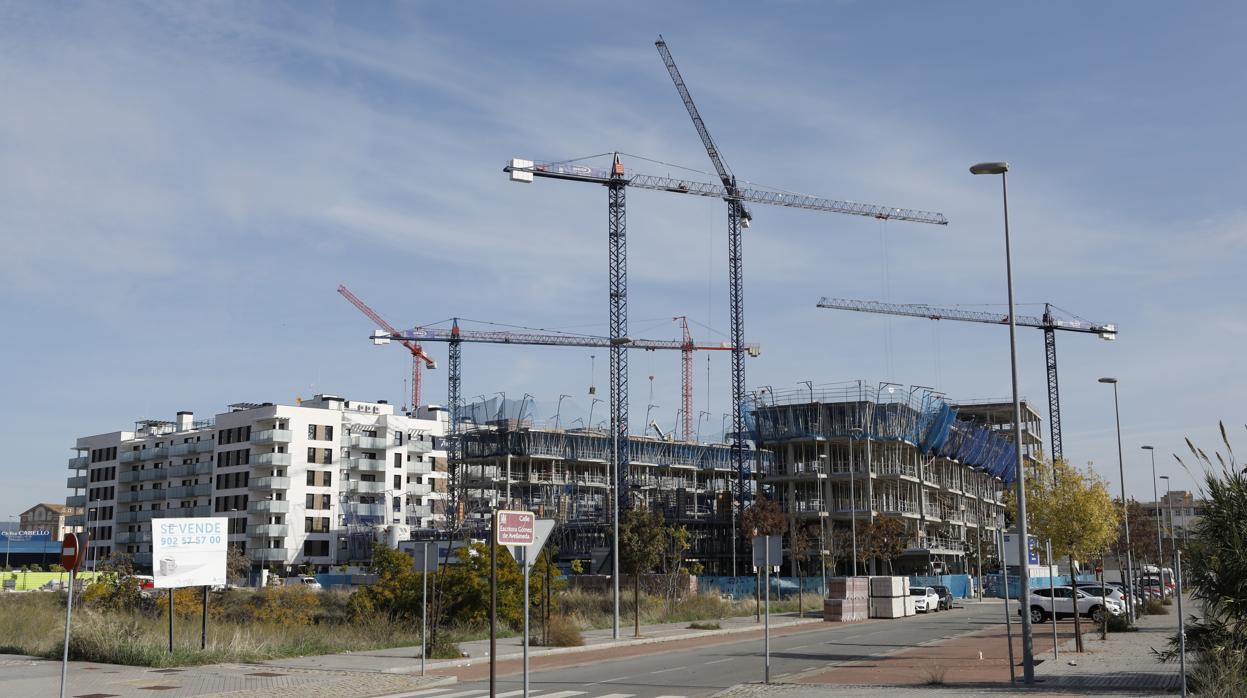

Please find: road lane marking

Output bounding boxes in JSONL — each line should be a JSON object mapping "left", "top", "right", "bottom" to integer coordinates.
{"left": 594, "top": 694, "right": 635, "bottom": 698}
{"left": 409, "top": 691, "right": 485, "bottom": 698}
{"left": 705, "top": 658, "right": 733, "bottom": 665}
{"left": 650, "top": 665, "right": 687, "bottom": 674}
{"left": 497, "top": 691, "right": 544, "bottom": 697}
{"left": 390, "top": 690, "right": 453, "bottom": 698}
{"left": 539, "top": 692, "right": 586, "bottom": 698}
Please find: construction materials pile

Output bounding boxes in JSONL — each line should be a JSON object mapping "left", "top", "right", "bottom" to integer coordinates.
{"left": 823, "top": 576, "right": 868, "bottom": 622}
{"left": 868, "top": 575, "right": 909, "bottom": 618}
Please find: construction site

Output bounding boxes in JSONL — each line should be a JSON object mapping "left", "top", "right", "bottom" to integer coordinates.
{"left": 323, "top": 38, "right": 1116, "bottom": 577}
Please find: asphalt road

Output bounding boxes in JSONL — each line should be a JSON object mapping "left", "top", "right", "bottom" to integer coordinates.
{"left": 427, "top": 600, "right": 1007, "bottom": 698}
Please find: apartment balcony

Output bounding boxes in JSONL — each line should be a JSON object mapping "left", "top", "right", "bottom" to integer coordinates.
{"left": 253, "top": 452, "right": 292, "bottom": 467}
{"left": 252, "top": 429, "right": 293, "bottom": 445}
{"left": 407, "top": 482, "right": 433, "bottom": 496}
{"left": 407, "top": 505, "right": 432, "bottom": 518}
{"left": 66, "top": 494, "right": 87, "bottom": 508}
{"left": 248, "top": 499, "right": 290, "bottom": 514}
{"left": 194, "top": 440, "right": 215, "bottom": 453}
{"left": 120, "top": 451, "right": 140, "bottom": 464}
{"left": 250, "top": 476, "right": 291, "bottom": 491}
{"left": 250, "top": 548, "right": 289, "bottom": 562}
{"left": 68, "top": 456, "right": 88, "bottom": 470}
{"left": 114, "top": 531, "right": 152, "bottom": 544}
{"left": 248, "top": 524, "right": 289, "bottom": 538}
{"left": 350, "top": 435, "right": 390, "bottom": 450}
{"left": 407, "top": 438, "right": 432, "bottom": 453}
{"left": 170, "top": 443, "right": 195, "bottom": 457}
{"left": 168, "top": 462, "right": 211, "bottom": 478}
{"left": 138, "top": 447, "right": 168, "bottom": 461}
{"left": 120, "top": 468, "right": 170, "bottom": 484}
{"left": 134, "top": 552, "right": 152, "bottom": 565}
{"left": 909, "top": 536, "right": 965, "bottom": 554}
{"left": 406, "top": 460, "right": 433, "bottom": 475}
{"left": 348, "top": 480, "right": 387, "bottom": 494}
{"left": 166, "top": 483, "right": 212, "bottom": 499}
{"left": 347, "top": 458, "right": 387, "bottom": 473}
{"left": 65, "top": 515, "right": 85, "bottom": 527}
{"left": 67, "top": 475, "right": 88, "bottom": 489}
{"left": 160, "top": 505, "right": 212, "bottom": 518}
{"left": 343, "top": 502, "right": 386, "bottom": 519}
{"left": 118, "top": 510, "right": 153, "bottom": 524}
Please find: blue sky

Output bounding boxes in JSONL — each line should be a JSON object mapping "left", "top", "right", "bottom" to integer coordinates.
{"left": 2, "top": 1, "right": 1244, "bottom": 518}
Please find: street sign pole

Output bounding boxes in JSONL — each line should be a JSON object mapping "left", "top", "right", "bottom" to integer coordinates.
{"left": 59, "top": 567, "right": 75, "bottom": 698}
{"left": 490, "top": 511, "right": 497, "bottom": 698}
{"left": 421, "top": 541, "right": 428, "bottom": 677}
{"left": 201, "top": 586, "right": 208, "bottom": 650}
{"left": 168, "top": 589, "right": 175, "bottom": 654}
{"left": 1047, "top": 539, "right": 1057, "bottom": 658}
{"left": 1176, "top": 549, "right": 1187, "bottom": 697}
{"left": 522, "top": 545, "right": 529, "bottom": 698}
{"left": 763, "top": 535, "right": 771, "bottom": 684}
{"left": 999, "top": 529, "right": 1016, "bottom": 684}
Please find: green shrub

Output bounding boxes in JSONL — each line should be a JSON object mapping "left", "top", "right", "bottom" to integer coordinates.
{"left": 1106, "top": 613, "right": 1135, "bottom": 633}
{"left": 688, "top": 621, "right": 720, "bottom": 630}
{"left": 1143, "top": 598, "right": 1169, "bottom": 615}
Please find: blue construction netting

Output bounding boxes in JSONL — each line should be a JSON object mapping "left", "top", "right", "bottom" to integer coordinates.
{"left": 751, "top": 383, "right": 1020, "bottom": 484}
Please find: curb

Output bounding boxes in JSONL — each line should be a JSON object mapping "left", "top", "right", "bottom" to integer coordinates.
{"left": 366, "top": 674, "right": 459, "bottom": 697}
{"left": 379, "top": 616, "right": 828, "bottom": 674}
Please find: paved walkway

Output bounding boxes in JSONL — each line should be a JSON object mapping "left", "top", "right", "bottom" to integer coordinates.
{"left": 0, "top": 654, "right": 453, "bottom": 698}
{"left": 717, "top": 598, "right": 1190, "bottom": 697}
{"left": 264, "top": 612, "right": 823, "bottom": 675}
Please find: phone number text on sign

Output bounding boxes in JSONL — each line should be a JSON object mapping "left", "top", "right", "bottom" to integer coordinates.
{"left": 156, "top": 521, "right": 224, "bottom": 548}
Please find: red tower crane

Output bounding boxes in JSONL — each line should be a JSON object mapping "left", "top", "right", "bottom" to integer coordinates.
{"left": 674, "top": 316, "right": 694, "bottom": 441}
{"left": 337, "top": 284, "right": 437, "bottom": 409}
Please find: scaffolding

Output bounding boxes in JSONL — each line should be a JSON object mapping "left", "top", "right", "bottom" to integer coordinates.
{"left": 456, "top": 419, "right": 771, "bottom": 574}
{"left": 754, "top": 382, "right": 1027, "bottom": 575}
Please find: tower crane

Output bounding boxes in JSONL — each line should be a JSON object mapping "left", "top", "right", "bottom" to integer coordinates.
{"left": 674, "top": 316, "right": 694, "bottom": 442}
{"left": 505, "top": 39, "right": 947, "bottom": 514}
{"left": 337, "top": 285, "right": 436, "bottom": 409}
{"left": 373, "top": 320, "right": 760, "bottom": 525}
{"left": 815, "top": 297, "right": 1117, "bottom": 461}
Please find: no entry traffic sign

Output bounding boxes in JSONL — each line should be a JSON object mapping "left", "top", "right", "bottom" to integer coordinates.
{"left": 60, "top": 532, "right": 87, "bottom": 572}
{"left": 496, "top": 510, "right": 535, "bottom": 546}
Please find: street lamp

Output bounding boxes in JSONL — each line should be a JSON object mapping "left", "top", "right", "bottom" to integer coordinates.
{"left": 1159, "top": 475, "right": 1172, "bottom": 560}
{"left": 1098, "top": 377, "right": 1135, "bottom": 621}
{"left": 848, "top": 427, "right": 862, "bottom": 575}
{"left": 1143, "top": 446, "right": 1162, "bottom": 581}
{"left": 799, "top": 380, "right": 814, "bottom": 403}
{"left": 972, "top": 160, "right": 1035, "bottom": 683}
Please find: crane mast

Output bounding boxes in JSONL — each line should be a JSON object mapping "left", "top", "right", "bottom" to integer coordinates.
{"left": 674, "top": 316, "right": 694, "bottom": 441}
{"left": 815, "top": 297, "right": 1116, "bottom": 461}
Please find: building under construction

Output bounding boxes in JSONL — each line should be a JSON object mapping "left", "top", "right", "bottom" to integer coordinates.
{"left": 752, "top": 382, "right": 1028, "bottom": 575}
{"left": 455, "top": 398, "right": 770, "bottom": 575}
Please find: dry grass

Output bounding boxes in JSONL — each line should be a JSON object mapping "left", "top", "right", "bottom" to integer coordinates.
{"left": 920, "top": 659, "right": 948, "bottom": 685}
{"left": 556, "top": 589, "right": 822, "bottom": 631}
{"left": 0, "top": 592, "right": 421, "bottom": 667}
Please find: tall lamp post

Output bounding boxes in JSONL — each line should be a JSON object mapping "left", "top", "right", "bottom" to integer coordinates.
{"left": 1143, "top": 446, "right": 1162, "bottom": 582}
{"left": 1099, "top": 377, "right": 1135, "bottom": 622}
{"left": 971, "top": 160, "right": 1034, "bottom": 683}
{"left": 1159, "top": 475, "right": 1172, "bottom": 561}
{"left": 847, "top": 427, "right": 862, "bottom": 575}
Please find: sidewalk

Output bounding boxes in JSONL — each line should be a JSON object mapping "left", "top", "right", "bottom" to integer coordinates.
{"left": 264, "top": 611, "right": 825, "bottom": 674}
{"left": 1032, "top": 603, "right": 1185, "bottom": 693}
{"left": 719, "top": 599, "right": 1188, "bottom": 697}
{"left": 0, "top": 654, "right": 454, "bottom": 698}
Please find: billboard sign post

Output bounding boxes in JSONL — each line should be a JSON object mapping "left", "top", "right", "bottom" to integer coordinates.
{"left": 151, "top": 517, "right": 228, "bottom": 654}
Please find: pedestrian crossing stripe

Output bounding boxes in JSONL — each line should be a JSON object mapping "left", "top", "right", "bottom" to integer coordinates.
{"left": 394, "top": 690, "right": 685, "bottom": 698}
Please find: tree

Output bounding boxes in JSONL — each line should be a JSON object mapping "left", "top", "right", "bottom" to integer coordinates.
{"left": 226, "top": 545, "right": 251, "bottom": 584}
{"left": 860, "top": 518, "right": 907, "bottom": 575}
{"left": 619, "top": 508, "right": 665, "bottom": 638}
{"left": 1166, "top": 425, "right": 1247, "bottom": 693}
{"left": 741, "top": 495, "right": 786, "bottom": 538}
{"left": 1014, "top": 457, "right": 1119, "bottom": 651}
{"left": 657, "top": 522, "right": 691, "bottom": 610}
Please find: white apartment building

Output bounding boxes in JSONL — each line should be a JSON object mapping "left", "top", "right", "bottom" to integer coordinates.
{"left": 67, "top": 395, "right": 446, "bottom": 574}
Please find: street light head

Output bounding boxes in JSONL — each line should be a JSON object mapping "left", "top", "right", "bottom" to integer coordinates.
{"left": 1142, "top": 445, "right": 1154, "bottom": 451}
{"left": 1098, "top": 377, "right": 1118, "bottom": 384}
{"left": 969, "top": 161, "right": 1009, "bottom": 175}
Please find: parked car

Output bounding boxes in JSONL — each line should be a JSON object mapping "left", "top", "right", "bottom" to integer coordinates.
{"left": 1072, "top": 583, "right": 1133, "bottom": 611}
{"left": 1024, "top": 585, "right": 1123, "bottom": 623}
{"left": 930, "top": 584, "right": 955, "bottom": 610}
{"left": 292, "top": 575, "right": 323, "bottom": 590}
{"left": 910, "top": 586, "right": 941, "bottom": 613}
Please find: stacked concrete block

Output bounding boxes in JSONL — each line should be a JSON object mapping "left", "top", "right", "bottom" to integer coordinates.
{"left": 823, "top": 576, "right": 869, "bottom": 622}
{"left": 868, "top": 576, "right": 907, "bottom": 619}
{"left": 904, "top": 593, "right": 918, "bottom": 616}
